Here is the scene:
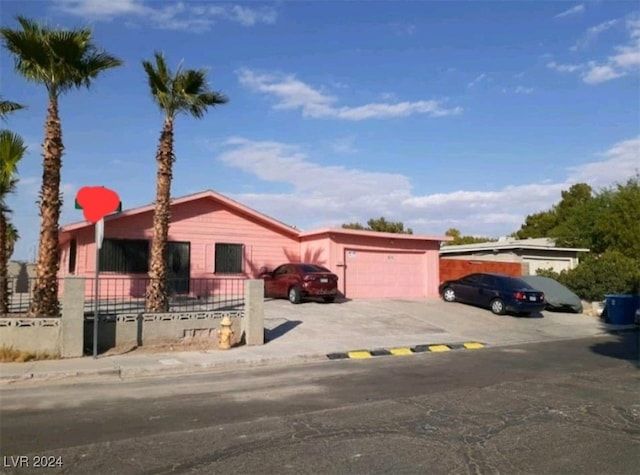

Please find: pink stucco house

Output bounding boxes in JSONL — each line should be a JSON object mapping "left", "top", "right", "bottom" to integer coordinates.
{"left": 58, "top": 190, "right": 449, "bottom": 299}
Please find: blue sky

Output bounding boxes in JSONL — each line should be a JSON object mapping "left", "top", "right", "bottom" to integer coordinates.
{"left": 2, "top": 0, "right": 639, "bottom": 261}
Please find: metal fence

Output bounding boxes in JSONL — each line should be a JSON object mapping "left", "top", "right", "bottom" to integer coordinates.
{"left": 0, "top": 276, "right": 246, "bottom": 316}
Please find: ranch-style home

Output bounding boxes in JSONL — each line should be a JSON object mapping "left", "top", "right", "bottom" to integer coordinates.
{"left": 57, "top": 190, "right": 450, "bottom": 299}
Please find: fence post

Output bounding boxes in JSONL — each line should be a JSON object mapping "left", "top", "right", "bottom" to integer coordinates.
{"left": 60, "top": 277, "right": 86, "bottom": 358}
{"left": 243, "top": 279, "right": 264, "bottom": 345}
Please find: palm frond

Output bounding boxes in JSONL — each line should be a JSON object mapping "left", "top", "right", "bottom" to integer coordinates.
{"left": 1, "top": 15, "right": 122, "bottom": 96}
{"left": 0, "top": 97, "right": 26, "bottom": 121}
{"left": 142, "top": 52, "right": 228, "bottom": 119}
{"left": 0, "top": 129, "right": 27, "bottom": 176}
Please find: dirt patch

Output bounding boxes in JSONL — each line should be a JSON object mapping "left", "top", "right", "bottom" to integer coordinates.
{"left": 99, "top": 335, "right": 238, "bottom": 356}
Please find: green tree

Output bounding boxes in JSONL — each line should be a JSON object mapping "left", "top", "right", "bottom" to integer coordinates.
{"left": 342, "top": 217, "right": 413, "bottom": 234}
{"left": 0, "top": 129, "right": 27, "bottom": 313}
{"left": 443, "top": 227, "right": 497, "bottom": 245}
{"left": 342, "top": 222, "right": 366, "bottom": 231}
{"left": 524, "top": 176, "right": 640, "bottom": 301}
{"left": 514, "top": 183, "right": 593, "bottom": 240}
{"left": 1, "top": 16, "right": 122, "bottom": 317}
{"left": 592, "top": 176, "right": 640, "bottom": 259}
{"left": 513, "top": 210, "right": 558, "bottom": 239}
{"left": 142, "top": 52, "right": 228, "bottom": 312}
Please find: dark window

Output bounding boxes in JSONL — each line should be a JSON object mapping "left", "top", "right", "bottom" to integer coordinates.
{"left": 214, "top": 243, "right": 244, "bottom": 274}
{"left": 273, "top": 264, "right": 289, "bottom": 276}
{"left": 99, "top": 239, "right": 149, "bottom": 273}
{"left": 480, "top": 274, "right": 498, "bottom": 287}
{"left": 68, "top": 239, "right": 77, "bottom": 274}
{"left": 500, "top": 276, "right": 534, "bottom": 290}
{"left": 461, "top": 274, "right": 483, "bottom": 284}
{"left": 299, "top": 264, "right": 326, "bottom": 273}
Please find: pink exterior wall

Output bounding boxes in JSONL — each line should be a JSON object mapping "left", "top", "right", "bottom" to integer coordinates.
{"left": 58, "top": 195, "right": 444, "bottom": 301}
{"left": 59, "top": 197, "right": 299, "bottom": 299}
{"left": 301, "top": 232, "right": 441, "bottom": 298}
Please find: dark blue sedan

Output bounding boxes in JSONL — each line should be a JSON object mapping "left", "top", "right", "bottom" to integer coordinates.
{"left": 439, "top": 273, "right": 546, "bottom": 316}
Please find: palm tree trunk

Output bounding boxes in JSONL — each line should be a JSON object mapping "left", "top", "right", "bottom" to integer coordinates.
{"left": 29, "top": 96, "right": 63, "bottom": 317}
{"left": 145, "top": 117, "right": 174, "bottom": 312}
{"left": 0, "top": 211, "right": 8, "bottom": 314}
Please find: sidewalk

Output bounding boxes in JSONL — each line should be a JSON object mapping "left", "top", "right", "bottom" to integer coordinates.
{"left": 1, "top": 298, "right": 636, "bottom": 384}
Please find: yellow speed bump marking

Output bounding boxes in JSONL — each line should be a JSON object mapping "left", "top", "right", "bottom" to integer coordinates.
{"left": 463, "top": 342, "right": 485, "bottom": 349}
{"left": 348, "top": 350, "right": 372, "bottom": 359}
{"left": 428, "top": 344, "right": 451, "bottom": 352}
{"left": 389, "top": 347, "right": 413, "bottom": 356}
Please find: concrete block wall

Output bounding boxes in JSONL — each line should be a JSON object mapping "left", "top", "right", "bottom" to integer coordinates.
{"left": 1, "top": 278, "right": 265, "bottom": 358}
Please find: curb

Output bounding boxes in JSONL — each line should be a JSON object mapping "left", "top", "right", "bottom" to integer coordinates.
{"left": 0, "top": 368, "right": 121, "bottom": 384}
{"left": 0, "top": 354, "right": 331, "bottom": 385}
{"left": 326, "top": 341, "right": 486, "bottom": 360}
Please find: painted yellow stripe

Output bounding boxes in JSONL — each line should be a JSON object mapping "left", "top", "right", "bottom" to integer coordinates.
{"left": 389, "top": 347, "right": 413, "bottom": 356}
{"left": 348, "top": 351, "right": 372, "bottom": 359}
{"left": 428, "top": 344, "right": 451, "bottom": 352}
{"left": 463, "top": 342, "right": 485, "bottom": 349}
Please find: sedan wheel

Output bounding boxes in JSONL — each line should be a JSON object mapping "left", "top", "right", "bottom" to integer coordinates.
{"left": 490, "top": 298, "right": 506, "bottom": 315}
{"left": 288, "top": 287, "right": 301, "bottom": 304}
{"left": 443, "top": 287, "right": 456, "bottom": 302}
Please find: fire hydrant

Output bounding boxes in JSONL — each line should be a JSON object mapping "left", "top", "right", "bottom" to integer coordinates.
{"left": 217, "top": 316, "right": 235, "bottom": 350}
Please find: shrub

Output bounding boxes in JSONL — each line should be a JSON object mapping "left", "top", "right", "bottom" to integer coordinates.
{"left": 557, "top": 251, "right": 640, "bottom": 302}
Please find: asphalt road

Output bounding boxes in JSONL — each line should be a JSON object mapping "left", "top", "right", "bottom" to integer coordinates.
{"left": 1, "top": 332, "right": 638, "bottom": 475}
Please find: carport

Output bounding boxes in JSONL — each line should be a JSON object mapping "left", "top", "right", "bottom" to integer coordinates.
{"left": 299, "top": 228, "right": 448, "bottom": 299}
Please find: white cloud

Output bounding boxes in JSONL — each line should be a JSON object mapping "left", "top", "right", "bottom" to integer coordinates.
{"left": 549, "top": 14, "right": 640, "bottom": 84}
{"left": 213, "top": 136, "right": 638, "bottom": 238}
{"left": 554, "top": 4, "right": 585, "bottom": 19}
{"left": 502, "top": 86, "right": 535, "bottom": 94}
{"left": 581, "top": 63, "right": 624, "bottom": 83}
{"left": 237, "top": 68, "right": 462, "bottom": 120}
{"left": 567, "top": 136, "right": 640, "bottom": 187}
{"left": 514, "top": 86, "right": 534, "bottom": 94}
{"left": 570, "top": 19, "right": 618, "bottom": 51}
{"left": 467, "top": 73, "right": 488, "bottom": 88}
{"left": 53, "top": 0, "right": 277, "bottom": 31}
{"left": 546, "top": 61, "right": 584, "bottom": 73}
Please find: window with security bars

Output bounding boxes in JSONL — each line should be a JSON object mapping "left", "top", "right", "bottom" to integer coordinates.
{"left": 99, "top": 239, "right": 150, "bottom": 273}
{"left": 214, "top": 243, "right": 244, "bottom": 274}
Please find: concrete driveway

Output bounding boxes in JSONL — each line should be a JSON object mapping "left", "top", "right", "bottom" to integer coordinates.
{"left": 263, "top": 297, "right": 619, "bottom": 355}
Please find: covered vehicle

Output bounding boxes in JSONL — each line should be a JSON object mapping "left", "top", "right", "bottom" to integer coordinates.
{"left": 519, "top": 275, "right": 583, "bottom": 313}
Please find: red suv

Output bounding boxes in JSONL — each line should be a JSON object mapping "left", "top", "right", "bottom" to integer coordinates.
{"left": 260, "top": 263, "right": 339, "bottom": 304}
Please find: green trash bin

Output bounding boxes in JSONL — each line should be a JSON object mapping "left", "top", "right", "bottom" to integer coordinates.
{"left": 604, "top": 294, "right": 640, "bottom": 325}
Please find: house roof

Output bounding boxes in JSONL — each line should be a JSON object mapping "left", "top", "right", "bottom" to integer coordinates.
{"left": 59, "top": 189, "right": 301, "bottom": 238}
{"left": 439, "top": 237, "right": 590, "bottom": 254}
{"left": 300, "top": 227, "right": 452, "bottom": 242}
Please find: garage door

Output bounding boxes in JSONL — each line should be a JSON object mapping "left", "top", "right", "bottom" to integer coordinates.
{"left": 344, "top": 249, "right": 426, "bottom": 298}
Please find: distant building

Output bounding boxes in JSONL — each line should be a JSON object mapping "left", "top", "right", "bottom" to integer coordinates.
{"left": 439, "top": 237, "right": 589, "bottom": 275}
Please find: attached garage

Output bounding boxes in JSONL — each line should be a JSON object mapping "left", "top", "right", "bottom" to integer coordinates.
{"left": 344, "top": 249, "right": 426, "bottom": 298}
{"left": 300, "top": 228, "right": 447, "bottom": 299}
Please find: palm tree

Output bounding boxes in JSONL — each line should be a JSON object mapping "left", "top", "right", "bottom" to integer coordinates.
{"left": 142, "top": 52, "right": 228, "bottom": 312}
{"left": 0, "top": 96, "right": 24, "bottom": 120}
{"left": 1, "top": 16, "right": 122, "bottom": 317}
{"left": 0, "top": 129, "right": 27, "bottom": 314}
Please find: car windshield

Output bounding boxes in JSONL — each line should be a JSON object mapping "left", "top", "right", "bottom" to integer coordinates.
{"left": 298, "top": 264, "right": 329, "bottom": 273}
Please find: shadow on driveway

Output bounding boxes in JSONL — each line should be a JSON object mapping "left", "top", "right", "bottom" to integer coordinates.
{"left": 590, "top": 331, "right": 639, "bottom": 367}
{"left": 264, "top": 320, "right": 302, "bottom": 343}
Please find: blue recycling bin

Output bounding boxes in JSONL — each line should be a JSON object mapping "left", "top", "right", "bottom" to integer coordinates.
{"left": 604, "top": 294, "right": 640, "bottom": 325}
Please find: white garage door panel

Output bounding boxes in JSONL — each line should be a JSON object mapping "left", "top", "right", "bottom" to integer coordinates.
{"left": 345, "top": 250, "right": 426, "bottom": 298}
